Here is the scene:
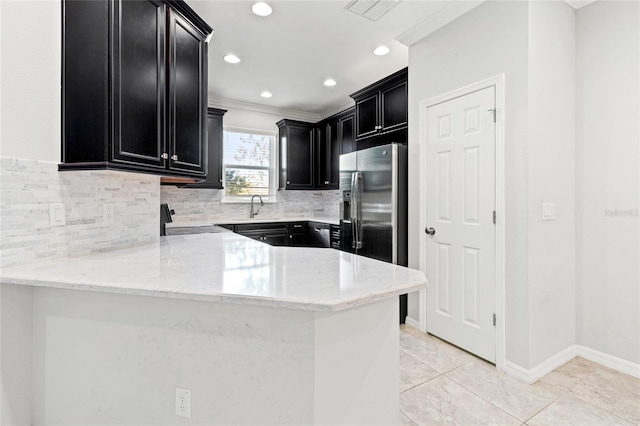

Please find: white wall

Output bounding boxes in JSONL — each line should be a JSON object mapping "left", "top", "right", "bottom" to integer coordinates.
{"left": 526, "top": 0, "right": 576, "bottom": 367}
{"left": 575, "top": 0, "right": 640, "bottom": 365}
{"left": 0, "top": 0, "right": 60, "bottom": 162}
{"left": 407, "top": 0, "right": 531, "bottom": 367}
{"left": 408, "top": 0, "right": 640, "bottom": 372}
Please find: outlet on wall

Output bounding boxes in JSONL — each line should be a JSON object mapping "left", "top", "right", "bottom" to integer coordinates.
{"left": 175, "top": 387, "right": 191, "bottom": 418}
{"left": 49, "top": 203, "right": 66, "bottom": 227}
{"left": 103, "top": 203, "right": 115, "bottom": 224}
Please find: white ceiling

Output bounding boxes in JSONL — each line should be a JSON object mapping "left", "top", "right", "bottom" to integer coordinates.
{"left": 188, "top": 0, "right": 453, "bottom": 117}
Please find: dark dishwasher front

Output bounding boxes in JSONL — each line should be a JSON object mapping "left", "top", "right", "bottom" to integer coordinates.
{"left": 307, "top": 222, "right": 330, "bottom": 248}
{"left": 340, "top": 220, "right": 355, "bottom": 253}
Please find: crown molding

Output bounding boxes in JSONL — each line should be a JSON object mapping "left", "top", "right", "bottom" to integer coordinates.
{"left": 396, "top": 0, "right": 486, "bottom": 47}
{"left": 207, "top": 96, "right": 322, "bottom": 123}
{"left": 320, "top": 100, "right": 355, "bottom": 120}
{"left": 563, "top": 0, "right": 597, "bottom": 9}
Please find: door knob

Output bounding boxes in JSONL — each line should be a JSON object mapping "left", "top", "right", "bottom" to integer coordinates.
{"left": 425, "top": 227, "right": 436, "bottom": 236}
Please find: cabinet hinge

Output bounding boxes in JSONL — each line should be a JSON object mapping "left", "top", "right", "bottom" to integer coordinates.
{"left": 493, "top": 211, "right": 496, "bottom": 224}
{"left": 493, "top": 313, "right": 496, "bottom": 327}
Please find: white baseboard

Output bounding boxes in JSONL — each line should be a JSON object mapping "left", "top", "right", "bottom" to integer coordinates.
{"left": 503, "top": 344, "right": 640, "bottom": 383}
{"left": 577, "top": 345, "right": 640, "bottom": 379}
{"left": 404, "top": 316, "right": 421, "bottom": 331}
{"left": 504, "top": 345, "right": 577, "bottom": 384}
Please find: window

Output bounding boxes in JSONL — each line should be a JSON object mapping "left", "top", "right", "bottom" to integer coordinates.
{"left": 222, "top": 127, "right": 277, "bottom": 201}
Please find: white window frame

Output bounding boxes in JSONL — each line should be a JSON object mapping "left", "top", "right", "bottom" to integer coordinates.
{"left": 221, "top": 126, "right": 278, "bottom": 204}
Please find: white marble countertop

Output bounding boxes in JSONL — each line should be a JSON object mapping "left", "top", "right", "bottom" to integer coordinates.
{"left": 0, "top": 232, "right": 426, "bottom": 311}
{"left": 166, "top": 217, "right": 340, "bottom": 228}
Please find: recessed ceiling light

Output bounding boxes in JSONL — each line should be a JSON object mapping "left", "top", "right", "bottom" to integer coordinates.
{"left": 324, "top": 79, "right": 337, "bottom": 87}
{"left": 261, "top": 91, "right": 272, "bottom": 98}
{"left": 252, "top": 2, "right": 272, "bottom": 16}
{"left": 373, "top": 45, "right": 390, "bottom": 56}
{"left": 223, "top": 54, "right": 241, "bottom": 64}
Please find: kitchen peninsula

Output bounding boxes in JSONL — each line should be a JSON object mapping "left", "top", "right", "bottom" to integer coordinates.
{"left": 0, "top": 231, "right": 426, "bottom": 425}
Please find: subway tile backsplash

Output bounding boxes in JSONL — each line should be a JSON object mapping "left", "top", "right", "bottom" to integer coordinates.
{"left": 0, "top": 158, "right": 160, "bottom": 268}
{"left": 161, "top": 187, "right": 340, "bottom": 222}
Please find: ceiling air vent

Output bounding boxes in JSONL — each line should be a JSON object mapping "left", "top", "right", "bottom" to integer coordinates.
{"left": 344, "top": 0, "right": 402, "bottom": 22}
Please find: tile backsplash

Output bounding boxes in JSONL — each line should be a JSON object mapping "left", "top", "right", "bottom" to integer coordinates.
{"left": 161, "top": 186, "right": 341, "bottom": 222}
{"left": 0, "top": 157, "right": 341, "bottom": 269}
{"left": 0, "top": 158, "right": 160, "bottom": 268}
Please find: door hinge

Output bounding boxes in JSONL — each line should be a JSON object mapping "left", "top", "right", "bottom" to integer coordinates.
{"left": 493, "top": 210, "right": 496, "bottom": 224}
{"left": 493, "top": 313, "right": 496, "bottom": 327}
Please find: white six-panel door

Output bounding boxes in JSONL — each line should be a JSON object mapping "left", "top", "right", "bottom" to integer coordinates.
{"left": 425, "top": 86, "right": 496, "bottom": 363}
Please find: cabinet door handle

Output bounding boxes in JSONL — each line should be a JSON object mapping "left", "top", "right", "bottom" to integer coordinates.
{"left": 161, "top": 153, "right": 169, "bottom": 160}
{"left": 286, "top": 181, "right": 290, "bottom": 184}
{"left": 171, "top": 155, "right": 178, "bottom": 161}
{"left": 324, "top": 181, "right": 329, "bottom": 185}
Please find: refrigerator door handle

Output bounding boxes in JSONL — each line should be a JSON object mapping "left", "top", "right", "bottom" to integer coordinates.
{"left": 351, "top": 172, "right": 363, "bottom": 249}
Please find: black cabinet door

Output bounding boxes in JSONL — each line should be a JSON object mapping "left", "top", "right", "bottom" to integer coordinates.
{"left": 278, "top": 120, "right": 314, "bottom": 189}
{"left": 355, "top": 93, "right": 379, "bottom": 139}
{"left": 206, "top": 108, "right": 225, "bottom": 188}
{"left": 112, "top": 0, "right": 166, "bottom": 169}
{"left": 61, "top": 0, "right": 212, "bottom": 178}
{"left": 288, "top": 230, "right": 306, "bottom": 246}
{"left": 168, "top": 9, "right": 207, "bottom": 174}
{"left": 339, "top": 114, "right": 355, "bottom": 155}
{"left": 315, "top": 124, "right": 329, "bottom": 187}
{"left": 240, "top": 230, "right": 288, "bottom": 246}
{"left": 328, "top": 120, "right": 340, "bottom": 188}
{"left": 381, "top": 80, "right": 408, "bottom": 132}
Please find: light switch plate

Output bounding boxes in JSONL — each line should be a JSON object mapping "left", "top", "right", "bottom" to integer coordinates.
{"left": 542, "top": 202, "right": 555, "bottom": 221}
{"left": 49, "top": 203, "right": 66, "bottom": 227}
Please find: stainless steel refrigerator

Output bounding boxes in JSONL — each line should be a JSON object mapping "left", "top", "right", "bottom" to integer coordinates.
{"left": 339, "top": 144, "right": 409, "bottom": 321}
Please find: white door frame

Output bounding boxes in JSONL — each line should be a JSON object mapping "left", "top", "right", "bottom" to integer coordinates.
{"left": 417, "top": 74, "right": 506, "bottom": 371}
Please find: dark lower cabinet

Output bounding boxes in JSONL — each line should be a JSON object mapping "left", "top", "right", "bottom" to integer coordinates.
{"left": 288, "top": 223, "right": 307, "bottom": 246}
{"left": 227, "top": 221, "right": 339, "bottom": 248}
{"left": 242, "top": 230, "right": 289, "bottom": 246}
{"left": 61, "top": 0, "right": 212, "bottom": 178}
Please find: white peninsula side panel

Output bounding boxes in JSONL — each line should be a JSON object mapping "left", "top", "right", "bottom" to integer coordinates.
{"left": 29, "top": 286, "right": 399, "bottom": 425}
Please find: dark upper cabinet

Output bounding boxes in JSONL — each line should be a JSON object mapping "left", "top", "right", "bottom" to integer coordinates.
{"left": 355, "top": 94, "right": 379, "bottom": 139}
{"left": 180, "top": 108, "right": 226, "bottom": 189}
{"left": 168, "top": 9, "right": 208, "bottom": 174}
{"left": 277, "top": 119, "right": 314, "bottom": 190}
{"left": 61, "top": 0, "right": 212, "bottom": 178}
{"left": 316, "top": 107, "right": 355, "bottom": 189}
{"left": 278, "top": 108, "right": 354, "bottom": 191}
{"left": 339, "top": 113, "right": 355, "bottom": 155}
{"left": 351, "top": 68, "right": 408, "bottom": 142}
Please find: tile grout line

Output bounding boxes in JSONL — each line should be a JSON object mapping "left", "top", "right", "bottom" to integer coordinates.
{"left": 443, "top": 372, "right": 527, "bottom": 423}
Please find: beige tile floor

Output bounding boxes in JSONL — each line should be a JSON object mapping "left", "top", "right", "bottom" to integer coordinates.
{"left": 399, "top": 326, "right": 640, "bottom": 425}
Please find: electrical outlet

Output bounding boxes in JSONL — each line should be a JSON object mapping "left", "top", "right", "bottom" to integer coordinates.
{"left": 175, "top": 388, "right": 191, "bottom": 418}
{"left": 103, "top": 203, "right": 115, "bottom": 224}
{"left": 49, "top": 203, "right": 66, "bottom": 227}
